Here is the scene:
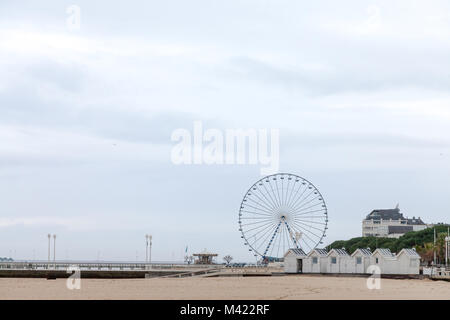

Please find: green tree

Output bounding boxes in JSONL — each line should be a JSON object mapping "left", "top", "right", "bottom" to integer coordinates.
{"left": 328, "top": 225, "right": 450, "bottom": 264}
{"left": 414, "top": 242, "right": 434, "bottom": 265}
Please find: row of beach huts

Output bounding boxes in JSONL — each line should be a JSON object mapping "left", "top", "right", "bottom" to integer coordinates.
{"left": 284, "top": 248, "right": 421, "bottom": 275}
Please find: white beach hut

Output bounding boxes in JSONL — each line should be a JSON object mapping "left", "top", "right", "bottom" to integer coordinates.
{"left": 351, "top": 248, "right": 372, "bottom": 274}
{"left": 327, "top": 249, "right": 352, "bottom": 273}
{"left": 303, "top": 249, "right": 328, "bottom": 273}
{"left": 283, "top": 248, "right": 307, "bottom": 274}
{"left": 395, "top": 248, "right": 420, "bottom": 275}
{"left": 371, "top": 248, "right": 397, "bottom": 274}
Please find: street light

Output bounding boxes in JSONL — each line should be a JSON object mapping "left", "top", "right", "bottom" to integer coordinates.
{"left": 145, "top": 234, "right": 149, "bottom": 263}
{"left": 149, "top": 235, "right": 152, "bottom": 265}
{"left": 53, "top": 234, "right": 56, "bottom": 269}
{"left": 47, "top": 234, "right": 51, "bottom": 268}
{"left": 144, "top": 234, "right": 152, "bottom": 269}
{"left": 445, "top": 236, "right": 449, "bottom": 268}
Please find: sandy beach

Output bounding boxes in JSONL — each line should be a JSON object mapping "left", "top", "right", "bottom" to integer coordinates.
{"left": 0, "top": 276, "right": 448, "bottom": 300}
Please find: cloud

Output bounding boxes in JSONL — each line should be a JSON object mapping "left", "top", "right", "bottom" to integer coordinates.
{"left": 224, "top": 53, "right": 450, "bottom": 96}
{"left": 0, "top": 217, "right": 91, "bottom": 230}
{"left": 282, "top": 131, "right": 450, "bottom": 150}
{"left": 1, "top": 0, "right": 450, "bottom": 261}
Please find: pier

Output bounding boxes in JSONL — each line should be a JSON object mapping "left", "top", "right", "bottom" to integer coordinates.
{"left": 0, "top": 261, "right": 218, "bottom": 279}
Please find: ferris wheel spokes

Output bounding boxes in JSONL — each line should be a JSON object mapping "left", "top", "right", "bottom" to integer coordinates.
{"left": 239, "top": 173, "right": 328, "bottom": 260}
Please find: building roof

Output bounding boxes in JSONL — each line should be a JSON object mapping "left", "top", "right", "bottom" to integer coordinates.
{"left": 398, "top": 248, "right": 421, "bottom": 258}
{"left": 365, "top": 207, "right": 425, "bottom": 225}
{"left": 193, "top": 253, "right": 218, "bottom": 257}
{"left": 351, "top": 248, "right": 372, "bottom": 257}
{"left": 328, "top": 248, "right": 350, "bottom": 256}
{"left": 373, "top": 248, "right": 395, "bottom": 258}
{"left": 193, "top": 248, "right": 218, "bottom": 257}
{"left": 308, "top": 249, "right": 328, "bottom": 257}
{"left": 406, "top": 217, "right": 425, "bottom": 225}
{"left": 365, "top": 208, "right": 403, "bottom": 220}
{"left": 285, "top": 248, "right": 307, "bottom": 257}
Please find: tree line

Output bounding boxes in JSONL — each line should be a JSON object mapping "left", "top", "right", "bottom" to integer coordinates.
{"left": 328, "top": 224, "right": 449, "bottom": 265}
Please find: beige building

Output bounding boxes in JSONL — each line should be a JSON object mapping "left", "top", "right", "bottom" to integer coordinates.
{"left": 193, "top": 250, "right": 218, "bottom": 264}
{"left": 362, "top": 207, "right": 427, "bottom": 238}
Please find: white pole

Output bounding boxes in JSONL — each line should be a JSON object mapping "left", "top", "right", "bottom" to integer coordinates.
{"left": 434, "top": 228, "right": 437, "bottom": 266}
{"left": 445, "top": 228, "right": 449, "bottom": 268}
{"left": 149, "top": 235, "right": 152, "bottom": 265}
{"left": 47, "top": 234, "right": 51, "bottom": 269}
{"left": 53, "top": 234, "right": 56, "bottom": 269}
{"left": 145, "top": 235, "right": 149, "bottom": 263}
{"left": 445, "top": 237, "right": 448, "bottom": 268}
{"left": 447, "top": 228, "right": 450, "bottom": 267}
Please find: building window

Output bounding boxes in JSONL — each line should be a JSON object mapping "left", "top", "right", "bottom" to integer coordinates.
{"left": 331, "top": 257, "right": 337, "bottom": 264}
{"left": 375, "top": 258, "right": 379, "bottom": 264}
{"left": 356, "top": 257, "right": 362, "bottom": 264}
{"left": 312, "top": 257, "right": 318, "bottom": 264}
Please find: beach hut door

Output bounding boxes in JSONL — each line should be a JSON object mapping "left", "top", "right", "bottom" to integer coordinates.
{"left": 296, "top": 259, "right": 303, "bottom": 273}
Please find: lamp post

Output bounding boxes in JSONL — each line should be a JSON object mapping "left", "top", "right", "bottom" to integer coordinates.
{"left": 447, "top": 227, "right": 450, "bottom": 268}
{"left": 434, "top": 228, "right": 437, "bottom": 266}
{"left": 53, "top": 234, "right": 56, "bottom": 269}
{"left": 145, "top": 235, "right": 149, "bottom": 263}
{"left": 47, "top": 234, "right": 51, "bottom": 269}
{"left": 149, "top": 235, "right": 152, "bottom": 266}
{"left": 445, "top": 236, "right": 449, "bottom": 268}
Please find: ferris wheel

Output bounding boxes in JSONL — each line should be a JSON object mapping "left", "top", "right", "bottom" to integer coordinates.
{"left": 238, "top": 173, "right": 328, "bottom": 260}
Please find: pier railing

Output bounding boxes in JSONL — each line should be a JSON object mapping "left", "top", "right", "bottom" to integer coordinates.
{"left": 0, "top": 261, "right": 219, "bottom": 271}
{"left": 423, "top": 266, "right": 450, "bottom": 280}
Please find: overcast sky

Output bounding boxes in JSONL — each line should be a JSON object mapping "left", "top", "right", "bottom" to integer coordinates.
{"left": 1, "top": 0, "right": 450, "bottom": 262}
